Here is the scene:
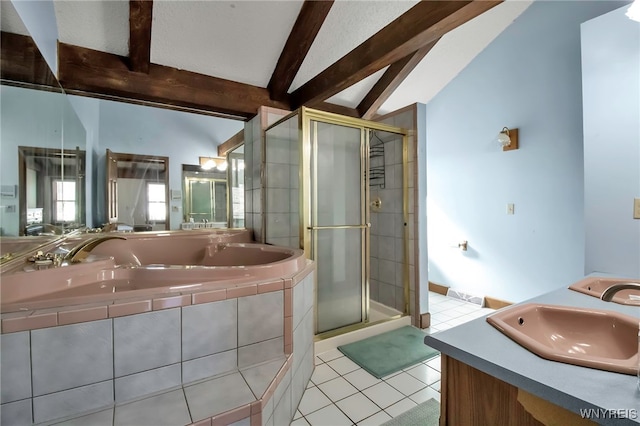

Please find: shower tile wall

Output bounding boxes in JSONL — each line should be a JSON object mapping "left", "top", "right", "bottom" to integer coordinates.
{"left": 374, "top": 109, "right": 418, "bottom": 325}
{"left": 265, "top": 115, "right": 300, "bottom": 249}
{"left": 244, "top": 107, "right": 290, "bottom": 243}
{"left": 370, "top": 135, "right": 406, "bottom": 313}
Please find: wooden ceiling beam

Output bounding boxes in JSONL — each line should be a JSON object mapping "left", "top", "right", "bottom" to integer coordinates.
{"left": 267, "top": 0, "right": 334, "bottom": 102}
{"left": 290, "top": 0, "right": 502, "bottom": 109}
{"left": 57, "top": 42, "right": 290, "bottom": 120}
{"left": 315, "top": 102, "right": 359, "bottom": 118}
{"left": 358, "top": 39, "right": 439, "bottom": 120}
{"left": 129, "top": 0, "right": 153, "bottom": 73}
{"left": 267, "top": 0, "right": 333, "bottom": 101}
{"left": 218, "top": 130, "right": 244, "bottom": 157}
{"left": 0, "top": 32, "right": 59, "bottom": 90}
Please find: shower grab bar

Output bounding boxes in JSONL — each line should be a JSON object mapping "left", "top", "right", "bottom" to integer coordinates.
{"left": 307, "top": 224, "right": 371, "bottom": 230}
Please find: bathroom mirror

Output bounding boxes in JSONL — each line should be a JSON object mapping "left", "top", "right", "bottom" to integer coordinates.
{"left": 106, "top": 150, "right": 170, "bottom": 231}
{"left": 182, "top": 164, "right": 228, "bottom": 227}
{"left": 0, "top": 2, "right": 87, "bottom": 243}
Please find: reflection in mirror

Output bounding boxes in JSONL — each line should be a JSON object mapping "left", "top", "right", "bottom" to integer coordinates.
{"left": 106, "top": 150, "right": 169, "bottom": 231}
{"left": 227, "top": 145, "right": 245, "bottom": 228}
{"left": 19, "top": 146, "right": 85, "bottom": 235}
{"left": 1, "top": 0, "right": 88, "bottom": 263}
{"left": 182, "top": 164, "right": 227, "bottom": 228}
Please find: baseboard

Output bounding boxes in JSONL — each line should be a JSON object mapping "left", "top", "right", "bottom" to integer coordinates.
{"left": 419, "top": 312, "right": 431, "bottom": 329}
{"left": 428, "top": 281, "right": 449, "bottom": 296}
{"left": 484, "top": 296, "right": 513, "bottom": 310}
{"left": 429, "top": 281, "right": 513, "bottom": 309}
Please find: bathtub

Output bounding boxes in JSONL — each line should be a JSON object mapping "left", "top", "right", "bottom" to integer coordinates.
{"left": 1, "top": 230, "right": 306, "bottom": 312}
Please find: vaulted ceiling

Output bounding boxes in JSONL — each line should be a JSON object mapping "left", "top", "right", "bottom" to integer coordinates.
{"left": 2, "top": 0, "right": 533, "bottom": 121}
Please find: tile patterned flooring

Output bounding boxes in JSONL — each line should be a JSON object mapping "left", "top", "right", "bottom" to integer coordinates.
{"left": 291, "top": 292, "right": 494, "bottom": 426}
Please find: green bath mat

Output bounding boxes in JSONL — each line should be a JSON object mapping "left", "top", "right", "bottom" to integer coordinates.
{"left": 337, "top": 325, "right": 439, "bottom": 379}
{"left": 381, "top": 398, "right": 440, "bottom": 426}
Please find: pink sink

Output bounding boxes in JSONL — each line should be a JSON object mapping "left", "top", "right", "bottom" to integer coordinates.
{"left": 569, "top": 277, "right": 640, "bottom": 305}
{"left": 487, "top": 303, "right": 639, "bottom": 375}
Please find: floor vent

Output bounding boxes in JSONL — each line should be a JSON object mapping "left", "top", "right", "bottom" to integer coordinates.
{"left": 446, "top": 289, "right": 485, "bottom": 307}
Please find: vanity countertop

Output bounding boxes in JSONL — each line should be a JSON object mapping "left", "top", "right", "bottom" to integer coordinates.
{"left": 424, "top": 286, "right": 640, "bottom": 425}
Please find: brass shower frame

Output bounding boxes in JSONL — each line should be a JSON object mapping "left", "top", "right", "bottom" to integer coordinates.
{"left": 265, "top": 107, "right": 410, "bottom": 336}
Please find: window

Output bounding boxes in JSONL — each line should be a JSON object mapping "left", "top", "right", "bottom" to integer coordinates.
{"left": 53, "top": 180, "right": 76, "bottom": 222}
{"left": 147, "top": 182, "right": 166, "bottom": 222}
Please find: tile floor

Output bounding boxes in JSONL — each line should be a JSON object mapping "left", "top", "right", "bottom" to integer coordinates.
{"left": 291, "top": 292, "right": 494, "bottom": 426}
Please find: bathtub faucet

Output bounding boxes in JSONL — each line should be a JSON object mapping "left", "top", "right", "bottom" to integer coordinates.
{"left": 600, "top": 282, "right": 640, "bottom": 302}
{"left": 64, "top": 236, "right": 126, "bottom": 263}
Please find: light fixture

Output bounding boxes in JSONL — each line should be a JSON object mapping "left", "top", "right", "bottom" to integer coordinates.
{"left": 199, "top": 156, "right": 227, "bottom": 171}
{"left": 626, "top": 0, "right": 640, "bottom": 22}
{"left": 497, "top": 127, "right": 519, "bottom": 151}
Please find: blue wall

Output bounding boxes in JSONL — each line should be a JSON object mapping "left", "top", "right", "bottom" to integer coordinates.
{"left": 424, "top": 1, "right": 628, "bottom": 302}
{"left": 582, "top": 5, "right": 640, "bottom": 278}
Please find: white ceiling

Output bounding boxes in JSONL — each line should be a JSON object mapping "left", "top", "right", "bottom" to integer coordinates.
{"left": 7, "top": 0, "right": 534, "bottom": 117}
{"left": 1, "top": 1, "right": 30, "bottom": 36}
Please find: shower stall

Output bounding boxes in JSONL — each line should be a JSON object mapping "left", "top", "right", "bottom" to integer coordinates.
{"left": 264, "top": 107, "right": 408, "bottom": 337}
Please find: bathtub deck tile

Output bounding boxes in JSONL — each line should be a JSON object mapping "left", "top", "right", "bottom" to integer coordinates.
{"left": 108, "top": 300, "right": 152, "bottom": 318}
{"left": 283, "top": 278, "right": 293, "bottom": 289}
{"left": 228, "top": 284, "right": 258, "bottom": 299}
{"left": 152, "top": 295, "right": 191, "bottom": 310}
{"left": 58, "top": 305, "right": 108, "bottom": 326}
{"left": 257, "top": 280, "right": 284, "bottom": 294}
{"left": 192, "top": 289, "right": 227, "bottom": 305}
{"left": 283, "top": 288, "right": 292, "bottom": 317}
{"left": 2, "top": 312, "right": 57, "bottom": 333}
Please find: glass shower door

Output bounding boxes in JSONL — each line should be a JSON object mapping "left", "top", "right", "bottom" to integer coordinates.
{"left": 311, "top": 121, "right": 367, "bottom": 334}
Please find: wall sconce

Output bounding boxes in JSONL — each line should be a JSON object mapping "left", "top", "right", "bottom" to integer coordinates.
{"left": 497, "top": 127, "right": 519, "bottom": 151}
{"left": 627, "top": 0, "right": 640, "bottom": 22}
{"left": 199, "top": 156, "right": 227, "bottom": 171}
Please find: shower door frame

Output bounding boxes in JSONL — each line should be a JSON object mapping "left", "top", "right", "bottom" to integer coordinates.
{"left": 298, "top": 107, "right": 410, "bottom": 338}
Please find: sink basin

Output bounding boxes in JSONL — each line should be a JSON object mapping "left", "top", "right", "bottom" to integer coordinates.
{"left": 569, "top": 277, "right": 640, "bottom": 305}
{"left": 486, "top": 303, "right": 639, "bottom": 375}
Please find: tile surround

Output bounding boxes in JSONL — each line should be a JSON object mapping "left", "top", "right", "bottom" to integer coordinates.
{"left": 182, "top": 349, "right": 238, "bottom": 385}
{"left": 1, "top": 331, "right": 31, "bottom": 404}
{"left": 114, "top": 308, "right": 181, "bottom": 377}
{"left": 31, "top": 319, "right": 113, "bottom": 396}
{"left": 33, "top": 380, "right": 113, "bottom": 424}
{"left": 114, "top": 363, "right": 181, "bottom": 402}
{"left": 182, "top": 299, "right": 238, "bottom": 361}
{"left": 238, "top": 291, "right": 284, "bottom": 347}
{"left": 0, "top": 260, "right": 316, "bottom": 426}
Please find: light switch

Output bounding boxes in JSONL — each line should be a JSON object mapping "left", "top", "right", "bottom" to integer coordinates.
{"left": 507, "top": 203, "right": 515, "bottom": 215}
{"left": 634, "top": 198, "right": 640, "bottom": 219}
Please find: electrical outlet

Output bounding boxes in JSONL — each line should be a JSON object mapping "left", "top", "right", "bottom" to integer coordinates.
{"left": 507, "top": 203, "right": 515, "bottom": 215}
{"left": 634, "top": 198, "right": 640, "bottom": 219}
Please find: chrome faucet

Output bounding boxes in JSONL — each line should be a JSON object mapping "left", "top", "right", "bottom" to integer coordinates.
{"left": 600, "top": 282, "right": 640, "bottom": 302}
{"left": 64, "top": 236, "right": 126, "bottom": 263}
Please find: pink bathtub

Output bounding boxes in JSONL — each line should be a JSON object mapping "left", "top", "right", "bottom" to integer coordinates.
{"left": 1, "top": 230, "right": 306, "bottom": 313}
